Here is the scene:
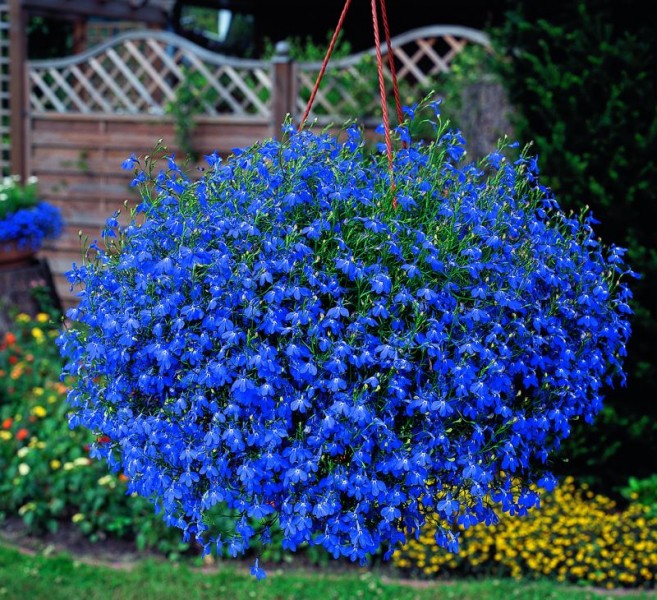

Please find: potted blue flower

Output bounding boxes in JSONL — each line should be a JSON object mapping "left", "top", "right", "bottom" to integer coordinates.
{"left": 0, "top": 175, "right": 63, "bottom": 268}
{"left": 59, "top": 103, "right": 634, "bottom": 575}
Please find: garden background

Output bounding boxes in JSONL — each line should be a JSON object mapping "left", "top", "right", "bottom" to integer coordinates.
{"left": 1, "top": 0, "right": 656, "bottom": 597}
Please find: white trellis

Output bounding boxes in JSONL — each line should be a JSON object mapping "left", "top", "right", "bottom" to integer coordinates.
{"left": 28, "top": 29, "right": 273, "bottom": 118}
{"left": 296, "top": 25, "right": 490, "bottom": 125}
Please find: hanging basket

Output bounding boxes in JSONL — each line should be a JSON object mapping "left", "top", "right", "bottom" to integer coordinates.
{"left": 58, "top": 101, "right": 635, "bottom": 567}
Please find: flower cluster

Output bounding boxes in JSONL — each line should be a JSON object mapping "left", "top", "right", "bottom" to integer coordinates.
{"left": 59, "top": 105, "right": 633, "bottom": 569}
{"left": 0, "top": 176, "right": 62, "bottom": 250}
{"left": 394, "top": 477, "right": 657, "bottom": 589}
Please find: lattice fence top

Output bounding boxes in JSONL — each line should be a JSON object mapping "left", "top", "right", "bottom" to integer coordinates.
{"left": 27, "top": 25, "right": 490, "bottom": 124}
{"left": 28, "top": 29, "right": 272, "bottom": 118}
{"left": 297, "top": 25, "right": 490, "bottom": 125}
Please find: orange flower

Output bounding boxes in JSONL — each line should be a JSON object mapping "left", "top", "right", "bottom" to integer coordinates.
{"left": 118, "top": 474, "right": 129, "bottom": 483}
{"left": 2, "top": 417, "right": 12, "bottom": 429}
{"left": 16, "top": 428, "right": 29, "bottom": 441}
{"left": 4, "top": 332, "right": 16, "bottom": 346}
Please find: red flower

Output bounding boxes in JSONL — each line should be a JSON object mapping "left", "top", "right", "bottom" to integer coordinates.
{"left": 97, "top": 435, "right": 111, "bottom": 444}
{"left": 8, "top": 356, "right": 18, "bottom": 365}
{"left": 2, "top": 418, "right": 12, "bottom": 429}
{"left": 16, "top": 428, "right": 29, "bottom": 441}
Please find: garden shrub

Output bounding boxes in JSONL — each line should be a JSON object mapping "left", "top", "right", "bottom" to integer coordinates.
{"left": 494, "top": 0, "right": 657, "bottom": 488}
{"left": 393, "top": 476, "right": 657, "bottom": 589}
{"left": 0, "top": 313, "right": 189, "bottom": 557}
{"left": 58, "top": 102, "right": 633, "bottom": 571}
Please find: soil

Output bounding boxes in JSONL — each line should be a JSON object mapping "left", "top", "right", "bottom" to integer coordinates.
{"left": 0, "top": 516, "right": 156, "bottom": 569}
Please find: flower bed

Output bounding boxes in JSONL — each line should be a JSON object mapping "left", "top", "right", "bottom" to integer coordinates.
{"left": 0, "top": 313, "right": 188, "bottom": 556}
{"left": 58, "top": 104, "right": 634, "bottom": 568}
{"left": 393, "top": 477, "right": 657, "bottom": 589}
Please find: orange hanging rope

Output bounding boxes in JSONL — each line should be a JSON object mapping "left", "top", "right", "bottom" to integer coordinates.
{"left": 298, "top": 0, "right": 353, "bottom": 130}
{"left": 378, "top": 0, "right": 404, "bottom": 126}
{"left": 298, "top": 0, "right": 401, "bottom": 210}
{"left": 370, "top": 0, "right": 397, "bottom": 209}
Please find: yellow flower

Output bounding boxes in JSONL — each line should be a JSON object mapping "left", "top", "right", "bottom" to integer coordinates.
{"left": 31, "top": 405, "right": 47, "bottom": 418}
{"left": 50, "top": 459, "right": 61, "bottom": 470}
{"left": 0, "top": 431, "right": 11, "bottom": 441}
{"left": 71, "top": 513, "right": 85, "bottom": 523}
{"left": 36, "top": 313, "right": 49, "bottom": 323}
{"left": 47, "top": 394, "right": 57, "bottom": 404}
{"left": 31, "top": 328, "right": 44, "bottom": 342}
{"left": 16, "top": 313, "right": 31, "bottom": 323}
{"left": 33, "top": 387, "right": 44, "bottom": 397}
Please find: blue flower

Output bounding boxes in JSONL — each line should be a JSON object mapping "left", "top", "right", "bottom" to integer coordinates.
{"left": 59, "top": 99, "right": 635, "bottom": 569}
{"left": 250, "top": 558, "right": 266, "bottom": 580}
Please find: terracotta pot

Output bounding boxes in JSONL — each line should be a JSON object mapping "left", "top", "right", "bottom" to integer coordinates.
{"left": 0, "top": 240, "right": 37, "bottom": 270}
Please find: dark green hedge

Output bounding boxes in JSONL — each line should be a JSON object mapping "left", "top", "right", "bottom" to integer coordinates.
{"left": 495, "top": 0, "right": 657, "bottom": 490}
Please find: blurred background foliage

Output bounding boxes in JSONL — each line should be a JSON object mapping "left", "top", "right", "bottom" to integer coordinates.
{"left": 494, "top": 0, "right": 657, "bottom": 491}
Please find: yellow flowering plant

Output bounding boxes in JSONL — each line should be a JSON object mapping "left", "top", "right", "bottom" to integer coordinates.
{"left": 393, "top": 477, "right": 657, "bottom": 589}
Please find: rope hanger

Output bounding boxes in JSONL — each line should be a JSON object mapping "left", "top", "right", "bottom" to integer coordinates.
{"left": 298, "top": 0, "right": 403, "bottom": 209}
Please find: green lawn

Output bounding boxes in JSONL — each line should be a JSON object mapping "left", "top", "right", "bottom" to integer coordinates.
{"left": 0, "top": 543, "right": 655, "bottom": 600}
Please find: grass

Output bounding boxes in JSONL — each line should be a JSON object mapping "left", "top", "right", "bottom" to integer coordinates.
{"left": 0, "top": 543, "right": 656, "bottom": 600}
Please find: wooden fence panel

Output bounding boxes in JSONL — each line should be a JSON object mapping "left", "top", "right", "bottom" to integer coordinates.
{"left": 29, "top": 114, "right": 269, "bottom": 307}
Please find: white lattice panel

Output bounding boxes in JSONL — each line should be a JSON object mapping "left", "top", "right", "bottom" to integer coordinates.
{"left": 297, "top": 25, "right": 490, "bottom": 125}
{"left": 28, "top": 30, "right": 272, "bottom": 117}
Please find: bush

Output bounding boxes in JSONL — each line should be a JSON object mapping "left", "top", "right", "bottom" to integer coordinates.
{"left": 59, "top": 103, "right": 633, "bottom": 568}
{"left": 494, "top": 0, "right": 657, "bottom": 488}
{"left": 0, "top": 313, "right": 189, "bottom": 556}
{"left": 393, "top": 476, "right": 657, "bottom": 589}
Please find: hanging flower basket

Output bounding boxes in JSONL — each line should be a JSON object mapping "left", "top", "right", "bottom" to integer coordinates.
{"left": 0, "top": 175, "right": 63, "bottom": 269}
{"left": 58, "top": 101, "right": 634, "bottom": 568}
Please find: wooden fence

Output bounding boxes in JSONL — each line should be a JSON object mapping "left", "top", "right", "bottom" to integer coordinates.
{"left": 22, "top": 25, "right": 507, "bottom": 307}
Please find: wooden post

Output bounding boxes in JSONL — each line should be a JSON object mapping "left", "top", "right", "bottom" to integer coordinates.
{"left": 270, "top": 41, "right": 296, "bottom": 137}
{"left": 72, "top": 17, "right": 87, "bottom": 53}
{"left": 9, "top": 0, "right": 27, "bottom": 180}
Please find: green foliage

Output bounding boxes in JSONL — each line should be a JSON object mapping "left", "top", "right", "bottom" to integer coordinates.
{"left": 622, "top": 474, "right": 657, "bottom": 518}
{"left": 0, "top": 176, "right": 39, "bottom": 220}
{"left": 165, "top": 67, "right": 220, "bottom": 160}
{"left": 261, "top": 30, "right": 353, "bottom": 61}
{"left": 494, "top": 0, "right": 657, "bottom": 489}
{"left": 0, "top": 313, "right": 188, "bottom": 557}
